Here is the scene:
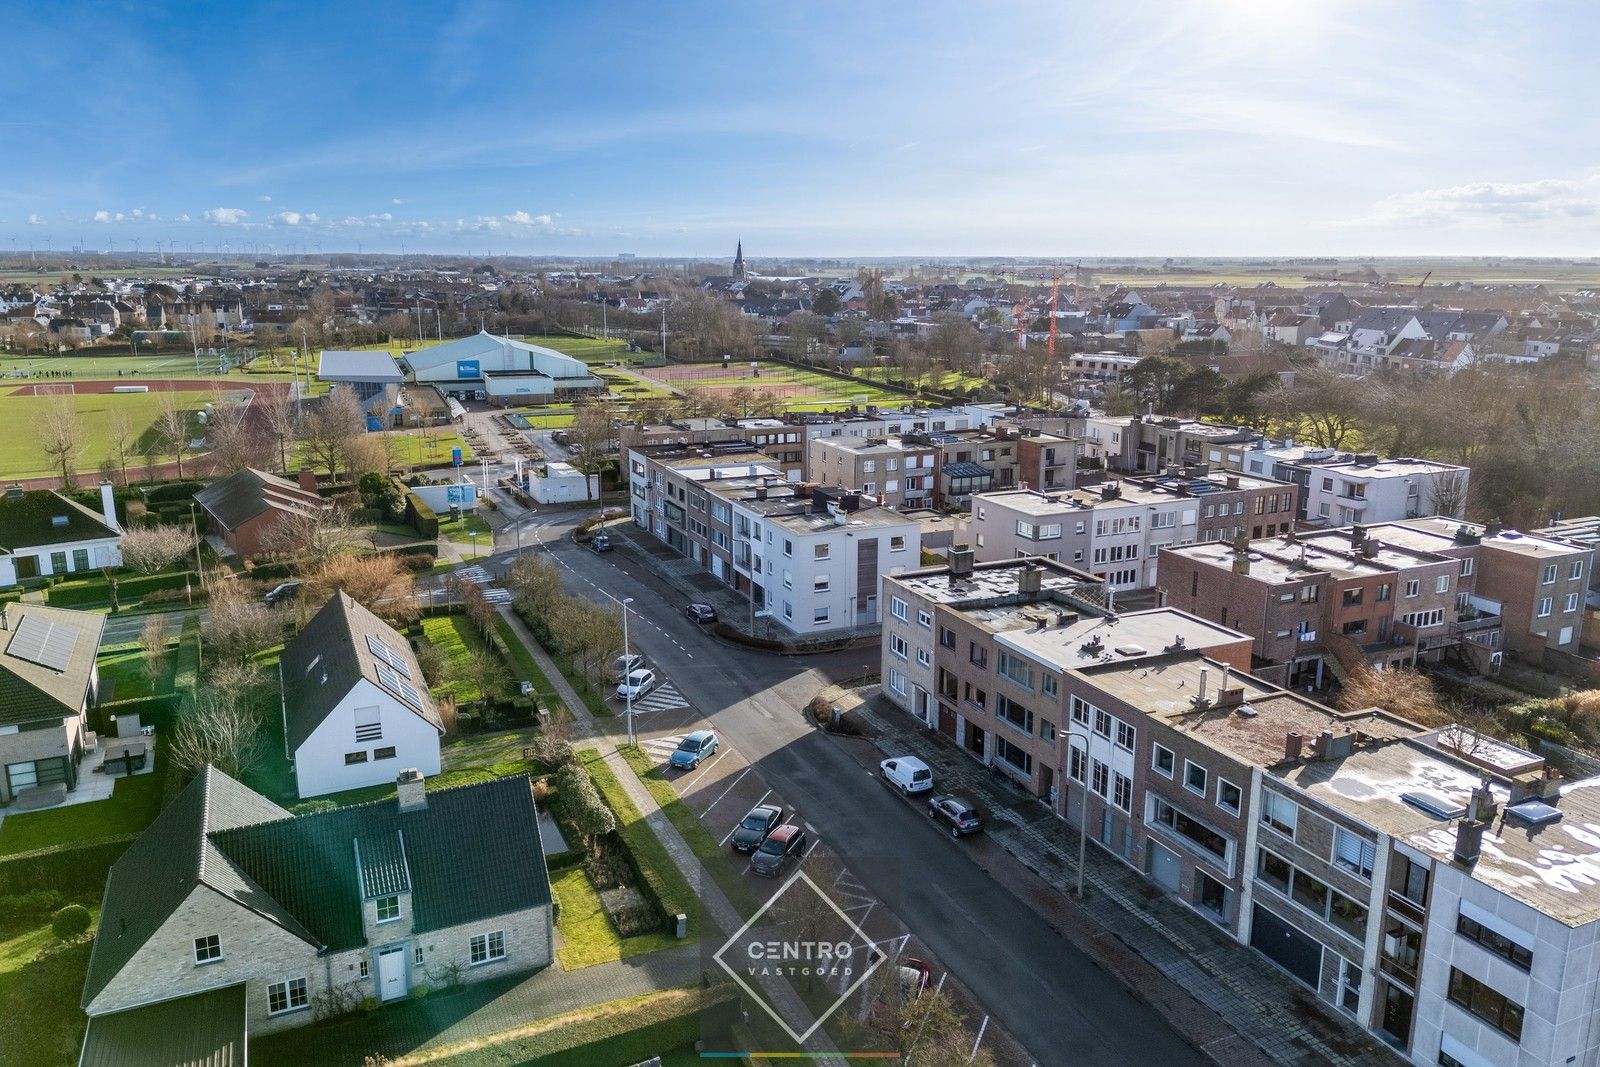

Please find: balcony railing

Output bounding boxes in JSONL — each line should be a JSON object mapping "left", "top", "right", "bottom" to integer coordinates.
{"left": 1387, "top": 889, "right": 1426, "bottom": 926}
{"left": 1296, "top": 630, "right": 1318, "bottom": 643}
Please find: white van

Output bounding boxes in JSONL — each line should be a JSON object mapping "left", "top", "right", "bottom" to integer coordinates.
{"left": 879, "top": 756, "right": 933, "bottom": 795}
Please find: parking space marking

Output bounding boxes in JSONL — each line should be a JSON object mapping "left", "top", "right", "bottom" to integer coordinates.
{"left": 628, "top": 681, "right": 691, "bottom": 714}
{"left": 705, "top": 774, "right": 757, "bottom": 823}
{"left": 683, "top": 747, "right": 729, "bottom": 791}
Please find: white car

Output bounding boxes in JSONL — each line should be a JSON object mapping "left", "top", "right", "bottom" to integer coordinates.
{"left": 880, "top": 756, "right": 934, "bottom": 795}
{"left": 615, "top": 668, "right": 658, "bottom": 701}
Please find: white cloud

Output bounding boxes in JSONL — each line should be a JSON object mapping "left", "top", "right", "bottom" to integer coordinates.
{"left": 505, "top": 210, "right": 553, "bottom": 226}
{"left": 92, "top": 210, "right": 112, "bottom": 223}
{"left": 202, "top": 207, "right": 249, "bottom": 224}
{"left": 27, "top": 213, "right": 46, "bottom": 225}
{"left": 273, "top": 211, "right": 302, "bottom": 225}
{"left": 392, "top": 197, "right": 403, "bottom": 205}
{"left": 256, "top": 194, "right": 273, "bottom": 202}
{"left": 1373, "top": 172, "right": 1600, "bottom": 225}
{"left": 176, "top": 213, "right": 191, "bottom": 223}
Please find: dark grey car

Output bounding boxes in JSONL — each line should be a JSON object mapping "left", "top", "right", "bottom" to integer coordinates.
{"left": 730, "top": 804, "right": 782, "bottom": 853}
{"left": 927, "top": 794, "right": 984, "bottom": 837}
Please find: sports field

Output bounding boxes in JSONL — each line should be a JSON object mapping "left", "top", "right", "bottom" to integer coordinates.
{"left": 0, "top": 384, "right": 219, "bottom": 479}
{"left": 0, "top": 351, "right": 309, "bottom": 381}
{"left": 637, "top": 361, "right": 910, "bottom": 406}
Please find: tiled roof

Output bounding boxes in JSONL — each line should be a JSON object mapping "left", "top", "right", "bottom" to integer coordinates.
{"left": 0, "top": 602, "right": 104, "bottom": 726}
{"left": 193, "top": 468, "right": 325, "bottom": 532}
{"left": 80, "top": 983, "right": 246, "bottom": 1067}
{"left": 278, "top": 592, "right": 442, "bottom": 752}
{"left": 0, "top": 488, "right": 117, "bottom": 551}
{"left": 355, "top": 830, "right": 411, "bottom": 898}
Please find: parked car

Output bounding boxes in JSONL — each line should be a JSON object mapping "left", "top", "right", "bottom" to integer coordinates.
{"left": 591, "top": 533, "right": 612, "bottom": 553}
{"left": 669, "top": 729, "right": 719, "bottom": 770}
{"left": 615, "top": 668, "right": 658, "bottom": 701}
{"left": 926, "top": 794, "right": 984, "bottom": 837}
{"left": 610, "top": 654, "right": 646, "bottom": 683}
{"left": 685, "top": 603, "right": 718, "bottom": 624}
{"left": 730, "top": 803, "right": 783, "bottom": 853}
{"left": 750, "top": 823, "right": 808, "bottom": 876}
{"left": 263, "top": 581, "right": 302, "bottom": 606}
{"left": 897, "top": 957, "right": 932, "bottom": 1000}
{"left": 879, "top": 756, "right": 933, "bottom": 795}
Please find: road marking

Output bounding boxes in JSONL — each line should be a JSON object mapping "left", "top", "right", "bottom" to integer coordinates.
{"left": 683, "top": 747, "right": 727, "bottom": 791}
{"left": 707, "top": 777, "right": 760, "bottom": 824}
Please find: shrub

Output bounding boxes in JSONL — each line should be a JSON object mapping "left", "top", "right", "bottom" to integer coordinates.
{"left": 51, "top": 904, "right": 92, "bottom": 940}
{"left": 291, "top": 799, "right": 339, "bottom": 816}
{"left": 404, "top": 491, "right": 439, "bottom": 538}
{"left": 0, "top": 889, "right": 65, "bottom": 923}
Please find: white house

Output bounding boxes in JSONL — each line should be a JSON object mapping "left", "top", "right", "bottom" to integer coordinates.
{"left": 278, "top": 593, "right": 444, "bottom": 799}
{"left": 527, "top": 460, "right": 598, "bottom": 504}
{"left": 0, "top": 483, "right": 122, "bottom": 585}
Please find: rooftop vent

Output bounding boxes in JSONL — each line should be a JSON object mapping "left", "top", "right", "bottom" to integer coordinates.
{"left": 1401, "top": 791, "right": 1468, "bottom": 820}
{"left": 1505, "top": 799, "right": 1563, "bottom": 827}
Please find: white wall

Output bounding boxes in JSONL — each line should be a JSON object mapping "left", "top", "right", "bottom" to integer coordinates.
{"left": 410, "top": 482, "right": 478, "bottom": 513}
{"left": 757, "top": 513, "right": 920, "bottom": 634}
{"left": 529, "top": 466, "right": 598, "bottom": 504}
{"left": 292, "top": 679, "right": 442, "bottom": 799}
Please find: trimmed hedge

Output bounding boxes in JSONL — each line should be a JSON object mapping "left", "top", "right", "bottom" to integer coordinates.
{"left": 48, "top": 570, "right": 197, "bottom": 607}
{"left": 0, "top": 836, "right": 133, "bottom": 897}
{"left": 95, "top": 694, "right": 182, "bottom": 734}
{"left": 404, "top": 490, "right": 439, "bottom": 538}
{"left": 145, "top": 481, "right": 204, "bottom": 504}
{"left": 579, "top": 750, "right": 696, "bottom": 935}
{"left": 247, "top": 561, "right": 296, "bottom": 582}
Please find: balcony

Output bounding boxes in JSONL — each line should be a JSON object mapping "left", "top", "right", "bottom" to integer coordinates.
{"left": 1296, "top": 629, "right": 1318, "bottom": 643}
{"left": 1454, "top": 612, "right": 1501, "bottom": 637}
{"left": 1387, "top": 889, "right": 1426, "bottom": 927}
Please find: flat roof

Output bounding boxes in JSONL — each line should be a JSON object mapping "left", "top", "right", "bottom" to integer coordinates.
{"left": 318, "top": 349, "right": 405, "bottom": 382}
{"left": 765, "top": 505, "right": 915, "bottom": 533}
{"left": 999, "top": 609, "right": 1250, "bottom": 672}
{"left": 891, "top": 558, "right": 1100, "bottom": 607}
{"left": 1164, "top": 538, "right": 1389, "bottom": 583}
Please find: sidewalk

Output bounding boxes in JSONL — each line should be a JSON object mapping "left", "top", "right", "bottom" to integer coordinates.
{"left": 848, "top": 692, "right": 1402, "bottom": 1067}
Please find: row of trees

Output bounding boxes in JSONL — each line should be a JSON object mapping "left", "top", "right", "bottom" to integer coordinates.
{"left": 503, "top": 554, "right": 624, "bottom": 692}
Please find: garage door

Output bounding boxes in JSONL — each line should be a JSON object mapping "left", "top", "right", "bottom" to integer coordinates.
{"left": 1250, "top": 905, "right": 1322, "bottom": 989}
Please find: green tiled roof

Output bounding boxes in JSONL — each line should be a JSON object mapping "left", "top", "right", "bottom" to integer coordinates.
{"left": 0, "top": 488, "right": 117, "bottom": 551}
{"left": 80, "top": 983, "right": 246, "bottom": 1067}
{"left": 355, "top": 830, "right": 411, "bottom": 898}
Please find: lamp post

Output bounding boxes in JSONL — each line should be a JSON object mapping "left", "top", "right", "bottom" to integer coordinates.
{"left": 1065, "top": 727, "right": 1091, "bottom": 898}
{"left": 622, "top": 598, "right": 635, "bottom": 746}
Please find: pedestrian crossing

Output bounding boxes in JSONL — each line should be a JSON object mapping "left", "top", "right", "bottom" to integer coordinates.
{"left": 641, "top": 734, "right": 687, "bottom": 759}
{"left": 627, "top": 681, "right": 690, "bottom": 714}
{"left": 452, "top": 565, "right": 512, "bottom": 603}
{"left": 478, "top": 587, "right": 513, "bottom": 604}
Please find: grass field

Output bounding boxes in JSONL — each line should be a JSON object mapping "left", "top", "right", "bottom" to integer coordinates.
{"left": 0, "top": 746, "right": 166, "bottom": 856}
{"left": 0, "top": 350, "right": 310, "bottom": 381}
{"left": 0, "top": 386, "right": 217, "bottom": 479}
{"left": 639, "top": 361, "right": 908, "bottom": 406}
{"left": 551, "top": 866, "right": 676, "bottom": 969}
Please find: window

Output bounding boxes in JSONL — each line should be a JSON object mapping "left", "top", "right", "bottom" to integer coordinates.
{"left": 1217, "top": 779, "right": 1241, "bottom": 814}
{"left": 891, "top": 596, "right": 908, "bottom": 621}
{"left": 358, "top": 958, "right": 369, "bottom": 979}
{"left": 470, "top": 931, "right": 507, "bottom": 965}
{"left": 267, "top": 977, "right": 309, "bottom": 1015}
{"left": 1152, "top": 744, "right": 1175, "bottom": 777}
{"left": 1337, "top": 957, "right": 1361, "bottom": 1016}
{"left": 814, "top": 544, "right": 830, "bottom": 560}
{"left": 1113, "top": 772, "right": 1132, "bottom": 812}
{"left": 1150, "top": 796, "right": 1229, "bottom": 861}
{"left": 998, "top": 651, "right": 1034, "bottom": 690}
{"left": 888, "top": 669, "right": 907, "bottom": 696}
{"left": 1091, "top": 759, "right": 1108, "bottom": 797}
{"left": 813, "top": 607, "right": 830, "bottom": 625}
{"left": 72, "top": 548, "right": 89, "bottom": 571}
{"left": 1456, "top": 912, "right": 1533, "bottom": 971}
{"left": 376, "top": 895, "right": 401, "bottom": 923}
{"left": 1260, "top": 791, "right": 1297, "bottom": 838}
{"left": 1184, "top": 760, "right": 1207, "bottom": 796}
{"left": 1334, "top": 828, "right": 1376, "bottom": 878}
{"left": 1447, "top": 967, "right": 1524, "bottom": 1041}
{"left": 939, "top": 626, "right": 956, "bottom": 650}
{"left": 890, "top": 634, "right": 908, "bottom": 659}
{"left": 1093, "top": 708, "right": 1112, "bottom": 739}
{"left": 889, "top": 535, "right": 906, "bottom": 552}
{"left": 193, "top": 934, "right": 222, "bottom": 964}
{"left": 1538, "top": 597, "right": 1553, "bottom": 618}
{"left": 344, "top": 751, "right": 368, "bottom": 765}
{"left": 1461, "top": 557, "right": 1474, "bottom": 577}
{"left": 995, "top": 736, "right": 1033, "bottom": 775}
{"left": 1541, "top": 563, "right": 1557, "bottom": 585}
{"left": 917, "top": 609, "right": 932, "bottom": 628}
{"left": 1042, "top": 674, "right": 1058, "bottom": 698}
{"left": 783, "top": 539, "right": 793, "bottom": 557}
{"left": 1115, "top": 721, "right": 1135, "bottom": 750}
{"left": 415, "top": 945, "right": 424, "bottom": 965}
{"left": 1401, "top": 609, "right": 1445, "bottom": 628}
{"left": 813, "top": 576, "right": 831, "bottom": 592}
{"left": 1070, "top": 696, "right": 1090, "bottom": 726}
{"left": 1565, "top": 592, "right": 1580, "bottom": 613}
{"left": 1436, "top": 575, "right": 1450, "bottom": 594}
{"left": 354, "top": 704, "right": 382, "bottom": 742}
{"left": 1571, "top": 559, "right": 1585, "bottom": 581}
{"left": 996, "top": 694, "right": 1034, "bottom": 735}
{"left": 1257, "top": 849, "right": 1291, "bottom": 893}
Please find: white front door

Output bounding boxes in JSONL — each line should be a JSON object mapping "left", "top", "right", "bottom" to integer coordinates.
{"left": 377, "top": 945, "right": 409, "bottom": 1001}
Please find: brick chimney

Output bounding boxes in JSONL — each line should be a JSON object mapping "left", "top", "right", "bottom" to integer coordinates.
{"left": 396, "top": 769, "right": 427, "bottom": 813}
{"left": 298, "top": 468, "right": 319, "bottom": 492}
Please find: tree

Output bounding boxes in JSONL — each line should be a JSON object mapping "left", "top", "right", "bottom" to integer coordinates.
{"left": 39, "top": 396, "right": 81, "bottom": 488}
{"left": 154, "top": 390, "right": 194, "bottom": 478}
{"left": 1428, "top": 469, "right": 1470, "bottom": 518}
{"left": 51, "top": 905, "right": 92, "bottom": 941}
{"left": 553, "top": 600, "right": 623, "bottom": 689}
{"left": 811, "top": 288, "right": 842, "bottom": 316}
{"left": 108, "top": 408, "right": 135, "bottom": 485}
{"left": 1269, "top": 366, "right": 1366, "bottom": 450}
{"left": 567, "top": 400, "right": 616, "bottom": 502}
{"left": 301, "top": 388, "right": 366, "bottom": 479}
{"left": 258, "top": 385, "right": 300, "bottom": 473}
{"left": 204, "top": 390, "right": 263, "bottom": 474}
{"left": 258, "top": 504, "right": 359, "bottom": 567}
{"left": 554, "top": 763, "right": 615, "bottom": 848}
{"left": 450, "top": 646, "right": 509, "bottom": 706}
{"left": 139, "top": 614, "right": 172, "bottom": 685}
{"left": 168, "top": 670, "right": 265, "bottom": 780}
{"left": 307, "top": 554, "right": 416, "bottom": 623}
{"left": 205, "top": 581, "right": 282, "bottom": 663}
{"left": 899, "top": 988, "right": 997, "bottom": 1067}
{"left": 120, "top": 524, "right": 196, "bottom": 575}
{"left": 1337, "top": 666, "right": 1445, "bottom": 726}
{"left": 505, "top": 555, "right": 565, "bottom": 626}
{"left": 1123, "top": 355, "right": 1191, "bottom": 414}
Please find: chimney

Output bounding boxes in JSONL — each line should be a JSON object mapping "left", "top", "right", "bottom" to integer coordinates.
{"left": 1311, "top": 729, "right": 1334, "bottom": 759}
{"left": 1232, "top": 548, "right": 1251, "bottom": 575}
{"left": 4, "top": 483, "right": 23, "bottom": 500}
{"left": 755, "top": 485, "right": 768, "bottom": 501}
{"left": 1484, "top": 519, "right": 1503, "bottom": 538}
{"left": 1017, "top": 565, "right": 1043, "bottom": 596}
{"left": 1225, "top": 475, "right": 1240, "bottom": 490}
{"left": 1466, "top": 782, "right": 1499, "bottom": 824}
{"left": 298, "top": 467, "right": 319, "bottom": 492}
{"left": 1195, "top": 666, "right": 1210, "bottom": 706}
{"left": 1539, "top": 765, "right": 1563, "bottom": 800}
{"left": 396, "top": 769, "right": 427, "bottom": 812}
{"left": 1285, "top": 731, "right": 1304, "bottom": 761}
{"left": 1453, "top": 819, "right": 1486, "bottom": 865}
{"left": 949, "top": 544, "right": 975, "bottom": 578}
{"left": 1350, "top": 523, "right": 1367, "bottom": 551}
{"left": 99, "top": 481, "right": 120, "bottom": 531}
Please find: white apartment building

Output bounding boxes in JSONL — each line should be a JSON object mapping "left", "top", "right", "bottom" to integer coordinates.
{"left": 1243, "top": 445, "right": 1471, "bottom": 527}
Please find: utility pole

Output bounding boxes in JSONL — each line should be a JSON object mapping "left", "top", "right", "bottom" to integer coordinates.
{"left": 622, "top": 598, "right": 636, "bottom": 746}
{"left": 660, "top": 303, "right": 667, "bottom": 359}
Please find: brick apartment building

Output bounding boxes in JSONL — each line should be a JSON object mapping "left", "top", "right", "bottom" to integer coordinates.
{"left": 807, "top": 435, "right": 939, "bottom": 509}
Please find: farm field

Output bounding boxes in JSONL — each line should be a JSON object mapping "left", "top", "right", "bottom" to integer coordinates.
{"left": 636, "top": 361, "right": 909, "bottom": 406}
{"left": 0, "top": 385, "right": 224, "bottom": 479}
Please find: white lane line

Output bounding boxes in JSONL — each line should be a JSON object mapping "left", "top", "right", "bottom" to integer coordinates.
{"left": 707, "top": 775, "right": 758, "bottom": 826}
{"left": 801, "top": 836, "right": 824, "bottom": 860}
{"left": 683, "top": 748, "right": 729, "bottom": 792}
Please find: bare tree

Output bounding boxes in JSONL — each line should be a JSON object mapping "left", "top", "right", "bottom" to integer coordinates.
{"left": 307, "top": 554, "right": 416, "bottom": 623}
{"left": 301, "top": 388, "right": 365, "bottom": 479}
{"left": 39, "top": 396, "right": 81, "bottom": 488}
{"left": 449, "top": 646, "right": 509, "bottom": 706}
{"left": 168, "top": 667, "right": 265, "bottom": 780}
{"left": 154, "top": 390, "right": 194, "bottom": 479}
{"left": 138, "top": 614, "right": 172, "bottom": 685}
{"left": 108, "top": 408, "right": 135, "bottom": 485}
{"left": 567, "top": 400, "right": 616, "bottom": 501}
{"left": 554, "top": 600, "right": 623, "bottom": 689}
{"left": 1428, "top": 469, "right": 1470, "bottom": 519}
{"left": 258, "top": 385, "right": 300, "bottom": 473}
{"left": 257, "top": 504, "right": 359, "bottom": 567}
{"left": 119, "top": 524, "right": 197, "bottom": 575}
{"left": 205, "top": 581, "right": 282, "bottom": 663}
{"left": 204, "top": 390, "right": 263, "bottom": 474}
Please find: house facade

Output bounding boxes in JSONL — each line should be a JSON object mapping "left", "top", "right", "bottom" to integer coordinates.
{"left": 279, "top": 593, "right": 445, "bottom": 799}
{"left": 0, "top": 483, "right": 122, "bottom": 585}
{"left": 80, "top": 767, "right": 554, "bottom": 1064}
{"left": 0, "top": 603, "right": 104, "bottom": 804}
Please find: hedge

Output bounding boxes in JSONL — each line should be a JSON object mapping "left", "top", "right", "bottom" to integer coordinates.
{"left": 247, "top": 561, "right": 296, "bottom": 582}
{"left": 0, "top": 836, "right": 133, "bottom": 897}
{"left": 144, "top": 481, "right": 205, "bottom": 504}
{"left": 579, "top": 750, "right": 696, "bottom": 935}
{"left": 48, "top": 570, "right": 197, "bottom": 607}
{"left": 404, "top": 490, "right": 439, "bottom": 538}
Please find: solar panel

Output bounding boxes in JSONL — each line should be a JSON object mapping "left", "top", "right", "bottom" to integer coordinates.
{"left": 6, "top": 614, "right": 79, "bottom": 672}
{"left": 365, "top": 635, "right": 412, "bottom": 680}
{"left": 374, "top": 660, "right": 422, "bottom": 712}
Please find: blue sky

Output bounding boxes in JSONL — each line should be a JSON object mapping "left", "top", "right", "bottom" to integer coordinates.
{"left": 3, "top": 1, "right": 1598, "bottom": 257}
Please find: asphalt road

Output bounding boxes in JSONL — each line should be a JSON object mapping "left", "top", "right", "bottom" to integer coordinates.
{"left": 497, "top": 513, "right": 1209, "bottom": 1067}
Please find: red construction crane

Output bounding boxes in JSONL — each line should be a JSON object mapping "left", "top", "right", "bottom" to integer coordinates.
{"left": 1047, "top": 269, "right": 1061, "bottom": 359}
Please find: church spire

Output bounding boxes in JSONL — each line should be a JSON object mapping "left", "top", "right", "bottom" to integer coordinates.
{"left": 733, "top": 239, "right": 747, "bottom": 282}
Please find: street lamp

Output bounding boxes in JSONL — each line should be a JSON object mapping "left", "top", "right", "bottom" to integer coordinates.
{"left": 1065, "top": 727, "right": 1091, "bottom": 898}
{"left": 621, "top": 598, "right": 635, "bottom": 746}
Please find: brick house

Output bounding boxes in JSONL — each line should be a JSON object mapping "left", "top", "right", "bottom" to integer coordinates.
{"left": 193, "top": 468, "right": 329, "bottom": 559}
{"left": 80, "top": 766, "right": 554, "bottom": 1064}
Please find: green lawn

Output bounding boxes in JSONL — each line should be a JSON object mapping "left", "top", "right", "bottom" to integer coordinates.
{"left": 0, "top": 387, "right": 214, "bottom": 479}
{"left": 579, "top": 750, "right": 698, "bottom": 940}
{"left": 492, "top": 616, "right": 569, "bottom": 720}
{"left": 526, "top": 334, "right": 652, "bottom": 366}
{"left": 439, "top": 512, "right": 491, "bottom": 546}
{"left": 421, "top": 613, "right": 509, "bottom": 705}
{"left": 290, "top": 428, "right": 472, "bottom": 472}
{"left": 0, "top": 749, "right": 166, "bottom": 856}
{"left": 0, "top": 937, "right": 92, "bottom": 1067}
{"left": 0, "top": 908, "right": 99, "bottom": 977}
{"left": 551, "top": 866, "right": 676, "bottom": 970}
{"left": 617, "top": 745, "right": 759, "bottom": 919}
{"left": 97, "top": 647, "right": 162, "bottom": 701}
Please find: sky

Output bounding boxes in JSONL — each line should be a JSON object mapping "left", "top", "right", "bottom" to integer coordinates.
{"left": 3, "top": 0, "right": 1598, "bottom": 259}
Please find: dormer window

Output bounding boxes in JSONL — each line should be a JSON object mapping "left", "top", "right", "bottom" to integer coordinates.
{"left": 375, "top": 895, "right": 400, "bottom": 923}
